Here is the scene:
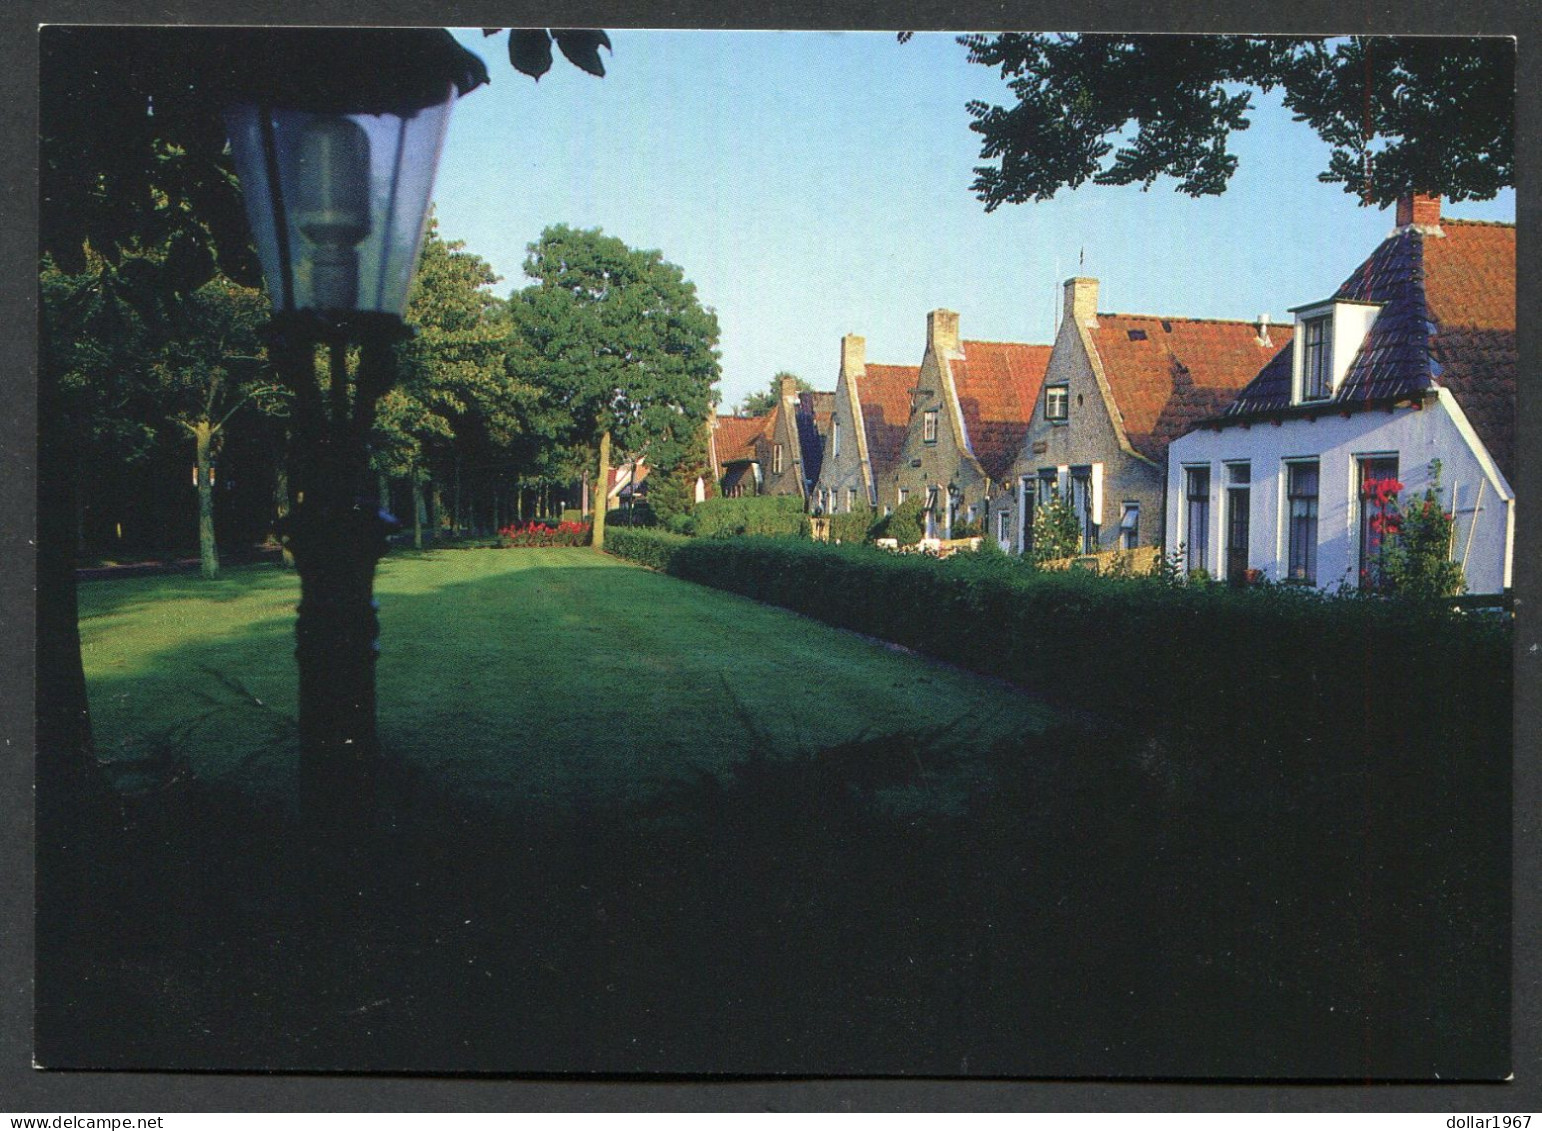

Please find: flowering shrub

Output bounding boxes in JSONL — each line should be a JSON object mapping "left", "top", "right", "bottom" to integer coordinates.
{"left": 1361, "top": 461, "right": 1465, "bottom": 600}
{"left": 497, "top": 519, "right": 592, "bottom": 548}
{"left": 1030, "top": 490, "right": 1082, "bottom": 565}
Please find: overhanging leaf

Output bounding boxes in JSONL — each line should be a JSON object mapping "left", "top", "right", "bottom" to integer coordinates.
{"left": 509, "top": 29, "right": 553, "bottom": 81}
{"left": 553, "top": 30, "right": 611, "bottom": 77}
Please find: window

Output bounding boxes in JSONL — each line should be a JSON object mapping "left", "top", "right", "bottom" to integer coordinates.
{"left": 1225, "top": 463, "right": 1251, "bottom": 584}
{"left": 1287, "top": 461, "right": 1320, "bottom": 583}
{"left": 1119, "top": 503, "right": 1140, "bottom": 550}
{"left": 897, "top": 487, "right": 908, "bottom": 505}
{"left": 1045, "top": 385, "right": 1069, "bottom": 422}
{"left": 923, "top": 409, "right": 939, "bottom": 443}
{"left": 773, "top": 443, "right": 784, "bottom": 474}
{"left": 1358, "top": 455, "right": 1399, "bottom": 591}
{"left": 832, "top": 420, "right": 841, "bottom": 458}
{"left": 998, "top": 510, "right": 1010, "bottom": 542}
{"left": 1185, "top": 467, "right": 1211, "bottom": 573}
{"left": 846, "top": 487, "right": 856, "bottom": 513}
{"left": 1070, "top": 469, "right": 1097, "bottom": 553}
{"left": 1302, "top": 315, "right": 1332, "bottom": 400}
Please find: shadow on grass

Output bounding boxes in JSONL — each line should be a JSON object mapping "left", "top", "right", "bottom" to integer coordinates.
{"left": 36, "top": 699, "right": 1508, "bottom": 1078}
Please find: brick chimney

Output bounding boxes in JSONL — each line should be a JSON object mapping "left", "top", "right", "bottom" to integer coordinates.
{"left": 840, "top": 334, "right": 865, "bottom": 381}
{"left": 927, "top": 309, "right": 960, "bottom": 356}
{"left": 1064, "top": 277, "right": 1099, "bottom": 327}
{"left": 1396, "top": 192, "right": 1442, "bottom": 229}
{"left": 779, "top": 372, "right": 800, "bottom": 401}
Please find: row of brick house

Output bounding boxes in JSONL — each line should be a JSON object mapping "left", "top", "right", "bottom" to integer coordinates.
{"left": 706, "top": 194, "right": 1515, "bottom": 594}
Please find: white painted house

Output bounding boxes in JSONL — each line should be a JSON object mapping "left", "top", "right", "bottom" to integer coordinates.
{"left": 1165, "top": 194, "right": 1515, "bottom": 594}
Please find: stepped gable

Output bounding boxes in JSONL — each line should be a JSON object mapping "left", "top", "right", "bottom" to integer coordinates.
{"left": 858, "top": 362, "right": 919, "bottom": 475}
{"left": 1088, "top": 314, "right": 1292, "bottom": 463}
{"left": 950, "top": 340, "right": 1051, "bottom": 479}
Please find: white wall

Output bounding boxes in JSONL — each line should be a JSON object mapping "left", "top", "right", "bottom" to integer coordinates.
{"left": 1165, "top": 390, "right": 1513, "bottom": 594}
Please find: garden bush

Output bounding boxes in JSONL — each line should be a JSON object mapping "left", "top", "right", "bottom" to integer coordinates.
{"left": 498, "top": 519, "right": 591, "bottom": 547}
{"left": 658, "top": 537, "right": 1510, "bottom": 751}
{"left": 827, "top": 505, "right": 878, "bottom": 544}
{"left": 691, "top": 495, "right": 810, "bottom": 539}
{"left": 871, "top": 498, "right": 925, "bottom": 544}
{"left": 606, "top": 527, "right": 692, "bottom": 571}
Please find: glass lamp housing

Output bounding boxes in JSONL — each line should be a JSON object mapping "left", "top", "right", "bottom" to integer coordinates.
{"left": 224, "top": 91, "right": 454, "bottom": 318}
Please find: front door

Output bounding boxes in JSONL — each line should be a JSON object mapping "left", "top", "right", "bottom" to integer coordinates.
{"left": 1226, "top": 486, "right": 1250, "bottom": 583}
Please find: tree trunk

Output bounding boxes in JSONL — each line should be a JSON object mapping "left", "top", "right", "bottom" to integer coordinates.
{"left": 275, "top": 454, "right": 295, "bottom": 568}
{"left": 411, "top": 476, "right": 425, "bottom": 550}
{"left": 195, "top": 419, "right": 218, "bottom": 579}
{"left": 453, "top": 455, "right": 463, "bottom": 535}
{"left": 592, "top": 429, "right": 612, "bottom": 551}
{"left": 378, "top": 472, "right": 391, "bottom": 519}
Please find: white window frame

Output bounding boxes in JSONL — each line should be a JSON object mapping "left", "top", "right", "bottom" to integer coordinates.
{"left": 1045, "top": 385, "right": 1069, "bottom": 422}
{"left": 773, "top": 443, "right": 784, "bottom": 474}
{"left": 923, "top": 409, "right": 939, "bottom": 444}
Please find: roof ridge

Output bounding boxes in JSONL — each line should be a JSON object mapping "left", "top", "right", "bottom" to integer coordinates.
{"left": 960, "top": 338, "right": 1051, "bottom": 348}
{"left": 1440, "top": 217, "right": 1515, "bottom": 230}
{"left": 1097, "top": 312, "right": 1275, "bottom": 326}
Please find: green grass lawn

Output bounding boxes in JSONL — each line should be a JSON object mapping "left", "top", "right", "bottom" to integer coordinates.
{"left": 80, "top": 547, "right": 1056, "bottom": 804}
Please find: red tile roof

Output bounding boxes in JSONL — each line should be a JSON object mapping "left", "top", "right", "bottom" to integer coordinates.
{"left": 714, "top": 413, "right": 772, "bottom": 466}
{"left": 1424, "top": 220, "right": 1516, "bottom": 481}
{"left": 1224, "top": 217, "right": 1514, "bottom": 483}
{"left": 1088, "top": 315, "right": 1292, "bottom": 463}
{"left": 857, "top": 363, "right": 918, "bottom": 474}
{"left": 950, "top": 340, "right": 1052, "bottom": 479}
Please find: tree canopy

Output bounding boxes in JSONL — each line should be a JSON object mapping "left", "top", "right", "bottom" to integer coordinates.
{"left": 959, "top": 34, "right": 1514, "bottom": 209}
{"left": 736, "top": 371, "right": 812, "bottom": 417}
{"left": 507, "top": 225, "right": 721, "bottom": 472}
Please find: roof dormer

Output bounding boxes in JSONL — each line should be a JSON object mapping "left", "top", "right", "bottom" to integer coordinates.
{"left": 1288, "top": 298, "right": 1382, "bottom": 404}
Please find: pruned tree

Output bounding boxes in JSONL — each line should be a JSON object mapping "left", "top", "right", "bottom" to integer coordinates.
{"left": 958, "top": 34, "right": 1513, "bottom": 209}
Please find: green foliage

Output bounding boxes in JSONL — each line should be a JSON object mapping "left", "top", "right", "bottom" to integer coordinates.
{"left": 951, "top": 516, "right": 985, "bottom": 540}
{"left": 873, "top": 499, "right": 925, "bottom": 545}
{"left": 691, "top": 496, "right": 811, "bottom": 539}
{"left": 737, "top": 371, "right": 812, "bottom": 417}
{"left": 828, "top": 505, "right": 877, "bottom": 545}
{"left": 657, "top": 538, "right": 1509, "bottom": 749}
{"left": 506, "top": 225, "right": 721, "bottom": 474}
{"left": 1370, "top": 462, "right": 1467, "bottom": 601}
{"left": 961, "top": 34, "right": 1513, "bottom": 208}
{"left": 1029, "top": 492, "right": 1081, "bottom": 564}
{"left": 377, "top": 221, "right": 515, "bottom": 481}
{"left": 604, "top": 527, "right": 692, "bottom": 571}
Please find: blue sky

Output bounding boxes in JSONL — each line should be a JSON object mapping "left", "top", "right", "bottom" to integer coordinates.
{"left": 431, "top": 30, "right": 1515, "bottom": 413}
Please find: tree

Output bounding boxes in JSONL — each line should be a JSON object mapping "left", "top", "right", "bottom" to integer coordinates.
{"left": 1030, "top": 491, "right": 1082, "bottom": 565}
{"left": 375, "top": 222, "right": 516, "bottom": 546}
{"left": 736, "top": 371, "right": 812, "bottom": 417}
{"left": 507, "top": 226, "right": 721, "bottom": 550}
{"left": 958, "top": 34, "right": 1514, "bottom": 209}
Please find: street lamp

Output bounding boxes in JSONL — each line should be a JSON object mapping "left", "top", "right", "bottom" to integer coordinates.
{"left": 218, "top": 28, "right": 486, "bottom": 823}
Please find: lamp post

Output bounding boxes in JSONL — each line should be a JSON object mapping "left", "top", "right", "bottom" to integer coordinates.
{"left": 218, "top": 29, "right": 485, "bottom": 822}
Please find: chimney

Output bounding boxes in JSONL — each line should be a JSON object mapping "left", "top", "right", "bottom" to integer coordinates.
{"left": 779, "top": 373, "right": 799, "bottom": 401}
{"left": 1396, "top": 192, "right": 1442, "bottom": 229}
{"left": 1256, "top": 313, "right": 1271, "bottom": 346}
{"left": 1064, "top": 277, "right": 1099, "bottom": 327}
{"left": 840, "top": 334, "right": 865, "bottom": 381}
{"left": 926, "top": 309, "right": 960, "bottom": 357}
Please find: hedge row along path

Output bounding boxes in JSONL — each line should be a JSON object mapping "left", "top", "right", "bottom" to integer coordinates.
{"left": 78, "top": 547, "right": 1060, "bottom": 806}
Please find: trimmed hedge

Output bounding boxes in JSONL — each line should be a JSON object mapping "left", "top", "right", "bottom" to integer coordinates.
{"left": 691, "top": 495, "right": 810, "bottom": 539}
{"left": 611, "top": 534, "right": 1511, "bottom": 750}
{"left": 827, "top": 506, "right": 878, "bottom": 544}
{"left": 605, "top": 528, "right": 691, "bottom": 571}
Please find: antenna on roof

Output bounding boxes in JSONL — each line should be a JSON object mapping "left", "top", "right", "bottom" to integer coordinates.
{"left": 1079, "top": 246, "right": 1085, "bottom": 268}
